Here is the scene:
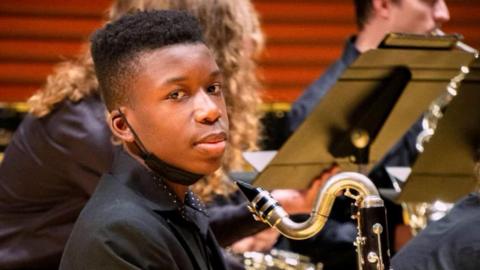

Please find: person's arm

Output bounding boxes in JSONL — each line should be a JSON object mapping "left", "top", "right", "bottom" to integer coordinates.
{"left": 229, "top": 227, "right": 280, "bottom": 253}
{"left": 287, "top": 60, "right": 346, "bottom": 134}
{"left": 0, "top": 95, "right": 114, "bottom": 210}
{"left": 44, "top": 95, "right": 115, "bottom": 195}
{"left": 209, "top": 200, "right": 268, "bottom": 247}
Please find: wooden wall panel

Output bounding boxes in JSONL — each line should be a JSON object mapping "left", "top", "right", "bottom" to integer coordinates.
{"left": 0, "top": 40, "right": 84, "bottom": 61}
{"left": 0, "top": 0, "right": 110, "bottom": 102}
{"left": 256, "top": 0, "right": 356, "bottom": 102}
{"left": 0, "top": 0, "right": 479, "bottom": 103}
{"left": 0, "top": 0, "right": 110, "bottom": 17}
{"left": 0, "top": 16, "right": 102, "bottom": 39}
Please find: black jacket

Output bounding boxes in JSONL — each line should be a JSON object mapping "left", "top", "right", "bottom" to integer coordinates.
{"left": 60, "top": 149, "right": 227, "bottom": 270}
{"left": 392, "top": 193, "right": 480, "bottom": 270}
{"left": 0, "top": 94, "right": 114, "bottom": 269}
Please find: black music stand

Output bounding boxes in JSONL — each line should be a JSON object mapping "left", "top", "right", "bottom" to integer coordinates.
{"left": 247, "top": 34, "right": 476, "bottom": 190}
{"left": 383, "top": 57, "right": 480, "bottom": 203}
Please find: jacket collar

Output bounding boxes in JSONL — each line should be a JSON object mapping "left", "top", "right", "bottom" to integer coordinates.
{"left": 341, "top": 36, "right": 361, "bottom": 67}
{"left": 109, "top": 148, "right": 210, "bottom": 236}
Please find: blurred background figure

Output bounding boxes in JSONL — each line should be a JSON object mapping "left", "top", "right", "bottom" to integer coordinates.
{"left": 277, "top": 1, "right": 451, "bottom": 269}
{"left": 391, "top": 152, "right": 480, "bottom": 270}
{"left": 289, "top": 0, "right": 450, "bottom": 132}
{"left": 0, "top": 0, "right": 479, "bottom": 270}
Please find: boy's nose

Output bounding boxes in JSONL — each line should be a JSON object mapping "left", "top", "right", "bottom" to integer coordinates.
{"left": 194, "top": 92, "right": 222, "bottom": 124}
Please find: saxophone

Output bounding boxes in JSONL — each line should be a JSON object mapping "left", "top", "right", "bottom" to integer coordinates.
{"left": 405, "top": 29, "right": 476, "bottom": 235}
{"left": 415, "top": 65, "right": 469, "bottom": 153}
{"left": 237, "top": 172, "right": 391, "bottom": 270}
{"left": 415, "top": 29, "right": 477, "bottom": 152}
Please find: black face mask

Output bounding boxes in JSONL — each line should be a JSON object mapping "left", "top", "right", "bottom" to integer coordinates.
{"left": 117, "top": 110, "right": 204, "bottom": 186}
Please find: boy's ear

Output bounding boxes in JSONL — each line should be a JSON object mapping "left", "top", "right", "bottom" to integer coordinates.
{"left": 108, "top": 110, "right": 135, "bottom": 143}
{"left": 372, "top": 0, "right": 391, "bottom": 19}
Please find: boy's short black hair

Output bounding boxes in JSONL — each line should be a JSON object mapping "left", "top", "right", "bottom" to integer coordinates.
{"left": 91, "top": 10, "right": 204, "bottom": 110}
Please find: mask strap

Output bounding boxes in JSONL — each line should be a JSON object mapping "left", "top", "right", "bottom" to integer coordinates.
{"left": 116, "top": 109, "right": 150, "bottom": 158}
{"left": 115, "top": 109, "right": 204, "bottom": 185}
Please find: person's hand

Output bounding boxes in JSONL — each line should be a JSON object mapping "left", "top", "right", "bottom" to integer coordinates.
{"left": 270, "top": 164, "right": 340, "bottom": 215}
{"left": 229, "top": 228, "right": 280, "bottom": 253}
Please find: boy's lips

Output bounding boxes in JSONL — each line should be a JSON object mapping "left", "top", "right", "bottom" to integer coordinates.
{"left": 195, "top": 132, "right": 227, "bottom": 144}
{"left": 194, "top": 132, "right": 227, "bottom": 156}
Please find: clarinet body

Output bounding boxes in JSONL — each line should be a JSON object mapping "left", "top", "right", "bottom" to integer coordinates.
{"left": 236, "top": 172, "right": 391, "bottom": 270}
{"left": 358, "top": 196, "right": 391, "bottom": 270}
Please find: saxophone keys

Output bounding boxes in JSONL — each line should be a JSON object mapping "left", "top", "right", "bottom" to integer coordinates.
{"left": 367, "top": 252, "right": 379, "bottom": 263}
{"left": 372, "top": 223, "right": 383, "bottom": 234}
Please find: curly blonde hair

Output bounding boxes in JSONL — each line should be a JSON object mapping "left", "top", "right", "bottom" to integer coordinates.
{"left": 28, "top": 0, "right": 264, "bottom": 201}
{"left": 28, "top": 48, "right": 97, "bottom": 117}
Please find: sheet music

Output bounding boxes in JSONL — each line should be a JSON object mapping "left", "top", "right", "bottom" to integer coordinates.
{"left": 242, "top": 151, "right": 277, "bottom": 172}
{"left": 386, "top": 166, "right": 412, "bottom": 183}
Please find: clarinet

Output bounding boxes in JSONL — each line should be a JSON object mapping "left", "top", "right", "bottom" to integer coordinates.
{"left": 356, "top": 195, "right": 391, "bottom": 269}
{"left": 237, "top": 172, "right": 392, "bottom": 270}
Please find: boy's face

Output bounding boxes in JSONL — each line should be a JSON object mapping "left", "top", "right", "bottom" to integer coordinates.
{"left": 122, "top": 43, "right": 228, "bottom": 175}
{"left": 388, "top": 0, "right": 450, "bottom": 34}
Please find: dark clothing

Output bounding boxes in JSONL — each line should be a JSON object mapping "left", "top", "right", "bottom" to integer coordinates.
{"left": 275, "top": 216, "right": 357, "bottom": 270}
{"left": 287, "top": 37, "right": 360, "bottom": 133}
{"left": 392, "top": 193, "right": 480, "bottom": 270}
{"left": 208, "top": 191, "right": 267, "bottom": 247}
{"left": 0, "top": 95, "right": 114, "bottom": 269}
{"left": 60, "top": 149, "right": 227, "bottom": 270}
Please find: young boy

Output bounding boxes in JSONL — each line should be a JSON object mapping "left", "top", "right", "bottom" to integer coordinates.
{"left": 60, "top": 10, "right": 228, "bottom": 270}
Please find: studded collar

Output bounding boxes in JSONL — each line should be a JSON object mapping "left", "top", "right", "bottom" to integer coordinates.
{"left": 109, "top": 148, "right": 210, "bottom": 236}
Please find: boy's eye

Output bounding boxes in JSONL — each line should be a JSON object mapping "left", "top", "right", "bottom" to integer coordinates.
{"left": 207, "top": 84, "right": 222, "bottom": 95}
{"left": 167, "top": 90, "right": 186, "bottom": 100}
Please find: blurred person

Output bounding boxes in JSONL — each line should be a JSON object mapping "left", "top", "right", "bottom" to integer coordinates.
{"left": 391, "top": 153, "right": 480, "bottom": 270}
{"left": 289, "top": 0, "right": 450, "bottom": 130}
{"left": 278, "top": 1, "right": 450, "bottom": 269}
